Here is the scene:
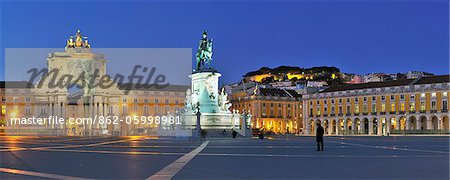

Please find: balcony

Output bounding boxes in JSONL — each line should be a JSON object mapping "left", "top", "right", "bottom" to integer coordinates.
{"left": 409, "top": 111, "right": 416, "bottom": 114}
{"left": 330, "top": 113, "right": 335, "bottom": 117}
{"left": 371, "top": 112, "right": 377, "bottom": 115}
{"left": 346, "top": 113, "right": 351, "bottom": 116}
{"left": 323, "top": 114, "right": 328, "bottom": 117}
{"left": 389, "top": 111, "right": 396, "bottom": 114}
{"left": 442, "top": 109, "right": 448, "bottom": 113}
{"left": 362, "top": 112, "right": 368, "bottom": 115}
{"left": 380, "top": 112, "right": 386, "bottom": 115}
{"left": 430, "top": 110, "right": 437, "bottom": 113}
{"left": 354, "top": 113, "right": 360, "bottom": 116}
{"left": 419, "top": 110, "right": 426, "bottom": 113}
{"left": 398, "top": 111, "right": 405, "bottom": 114}
{"left": 338, "top": 113, "right": 343, "bottom": 116}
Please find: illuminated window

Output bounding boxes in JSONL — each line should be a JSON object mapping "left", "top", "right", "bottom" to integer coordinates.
{"left": 432, "top": 92, "right": 436, "bottom": 98}
{"left": 381, "top": 104, "right": 386, "bottom": 112}
{"left": 420, "top": 101, "right": 425, "bottom": 111}
{"left": 410, "top": 103, "right": 415, "bottom": 111}
{"left": 400, "top": 103, "right": 405, "bottom": 111}
{"left": 25, "top": 106, "right": 31, "bottom": 114}
{"left": 431, "top": 101, "right": 436, "bottom": 110}
{"left": 1, "top": 105, "right": 5, "bottom": 115}
{"left": 390, "top": 103, "right": 395, "bottom": 112}
{"left": 421, "top": 93, "right": 425, "bottom": 98}
{"left": 363, "top": 105, "right": 367, "bottom": 113}
{"left": 316, "top": 107, "right": 321, "bottom": 115}
{"left": 355, "top": 105, "right": 359, "bottom": 113}
{"left": 144, "top": 106, "right": 149, "bottom": 115}
{"left": 443, "top": 92, "right": 448, "bottom": 97}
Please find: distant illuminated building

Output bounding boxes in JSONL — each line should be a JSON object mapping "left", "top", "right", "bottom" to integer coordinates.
{"left": 230, "top": 86, "right": 302, "bottom": 134}
{"left": 303, "top": 75, "right": 449, "bottom": 135}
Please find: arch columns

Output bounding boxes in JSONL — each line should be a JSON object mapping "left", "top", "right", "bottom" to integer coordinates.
{"left": 427, "top": 119, "right": 432, "bottom": 130}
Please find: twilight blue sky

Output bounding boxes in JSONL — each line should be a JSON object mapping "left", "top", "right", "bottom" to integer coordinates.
{"left": 1, "top": 0, "right": 449, "bottom": 84}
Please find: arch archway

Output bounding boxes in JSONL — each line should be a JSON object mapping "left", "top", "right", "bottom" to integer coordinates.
{"left": 389, "top": 117, "right": 397, "bottom": 132}
{"left": 363, "top": 118, "right": 369, "bottom": 134}
{"left": 338, "top": 119, "right": 344, "bottom": 135}
{"left": 399, "top": 116, "right": 406, "bottom": 130}
{"left": 331, "top": 119, "right": 337, "bottom": 134}
{"left": 409, "top": 116, "right": 417, "bottom": 130}
{"left": 431, "top": 116, "right": 438, "bottom": 130}
{"left": 442, "top": 115, "right": 449, "bottom": 131}
{"left": 323, "top": 119, "right": 329, "bottom": 135}
{"left": 346, "top": 118, "right": 353, "bottom": 135}
{"left": 419, "top": 116, "right": 427, "bottom": 130}
{"left": 309, "top": 119, "right": 315, "bottom": 134}
{"left": 381, "top": 117, "right": 387, "bottom": 135}
{"left": 373, "top": 118, "right": 378, "bottom": 135}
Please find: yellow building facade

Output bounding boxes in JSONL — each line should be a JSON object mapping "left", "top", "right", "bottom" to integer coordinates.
{"left": 231, "top": 87, "right": 302, "bottom": 134}
{"left": 0, "top": 82, "right": 188, "bottom": 136}
{"left": 303, "top": 75, "right": 449, "bottom": 135}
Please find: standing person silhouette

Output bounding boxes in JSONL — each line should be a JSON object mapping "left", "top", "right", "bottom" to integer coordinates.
{"left": 316, "top": 123, "right": 324, "bottom": 151}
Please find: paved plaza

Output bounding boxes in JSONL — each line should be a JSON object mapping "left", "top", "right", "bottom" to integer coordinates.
{"left": 0, "top": 136, "right": 449, "bottom": 179}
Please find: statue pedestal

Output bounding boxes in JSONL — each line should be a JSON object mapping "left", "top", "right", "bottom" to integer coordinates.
{"left": 182, "top": 70, "right": 236, "bottom": 130}
{"left": 189, "top": 71, "right": 222, "bottom": 113}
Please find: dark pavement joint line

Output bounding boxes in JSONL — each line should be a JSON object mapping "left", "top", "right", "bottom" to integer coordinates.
{"left": 147, "top": 140, "right": 209, "bottom": 180}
